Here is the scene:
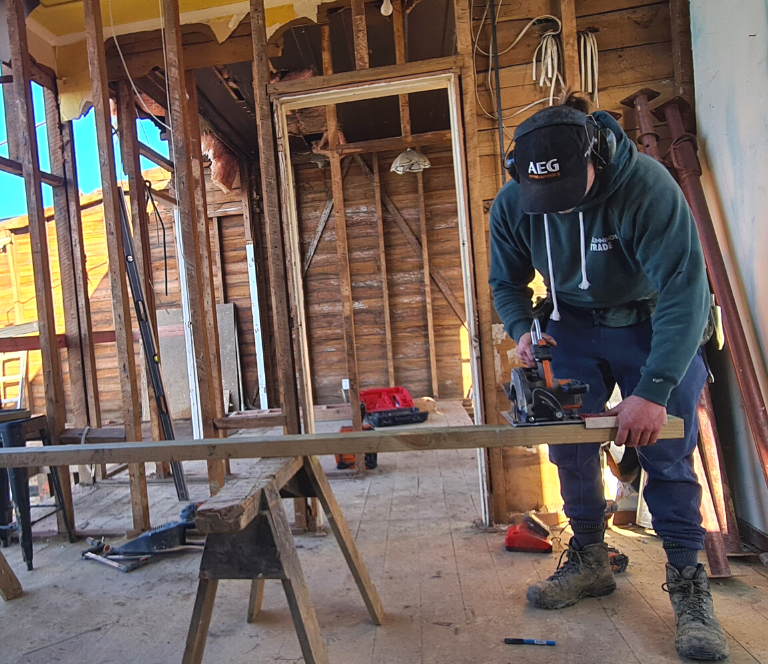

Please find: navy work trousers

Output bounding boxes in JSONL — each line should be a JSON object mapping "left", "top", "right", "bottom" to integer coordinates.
{"left": 546, "top": 306, "right": 708, "bottom": 550}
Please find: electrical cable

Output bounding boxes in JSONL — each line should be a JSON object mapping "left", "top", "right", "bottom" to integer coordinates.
{"left": 107, "top": 0, "right": 170, "bottom": 131}
{"left": 577, "top": 30, "right": 599, "bottom": 108}
{"left": 145, "top": 181, "right": 169, "bottom": 296}
{"left": 471, "top": 0, "right": 565, "bottom": 146}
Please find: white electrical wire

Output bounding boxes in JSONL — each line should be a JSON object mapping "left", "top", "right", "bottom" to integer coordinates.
{"left": 107, "top": 0, "right": 170, "bottom": 130}
{"left": 470, "top": 0, "right": 565, "bottom": 143}
{"left": 578, "top": 30, "right": 599, "bottom": 108}
{"left": 532, "top": 28, "right": 564, "bottom": 105}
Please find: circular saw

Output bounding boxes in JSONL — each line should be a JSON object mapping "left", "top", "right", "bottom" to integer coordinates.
{"left": 503, "top": 320, "right": 589, "bottom": 426}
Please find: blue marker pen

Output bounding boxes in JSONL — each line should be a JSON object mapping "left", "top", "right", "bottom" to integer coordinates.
{"left": 504, "top": 638, "right": 556, "bottom": 646}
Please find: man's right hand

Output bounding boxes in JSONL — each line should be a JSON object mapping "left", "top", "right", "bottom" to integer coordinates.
{"left": 517, "top": 331, "right": 557, "bottom": 368}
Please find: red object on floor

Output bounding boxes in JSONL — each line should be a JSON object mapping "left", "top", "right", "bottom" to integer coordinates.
{"left": 359, "top": 387, "right": 416, "bottom": 412}
{"left": 336, "top": 424, "right": 375, "bottom": 469}
{"left": 505, "top": 523, "right": 553, "bottom": 553}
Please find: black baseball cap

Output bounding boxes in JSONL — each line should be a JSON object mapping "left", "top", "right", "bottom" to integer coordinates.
{"left": 513, "top": 106, "right": 593, "bottom": 214}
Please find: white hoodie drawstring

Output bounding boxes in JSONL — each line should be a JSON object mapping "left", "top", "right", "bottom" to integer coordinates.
{"left": 543, "top": 212, "right": 591, "bottom": 323}
{"left": 578, "top": 211, "right": 591, "bottom": 290}
{"left": 543, "top": 214, "right": 561, "bottom": 321}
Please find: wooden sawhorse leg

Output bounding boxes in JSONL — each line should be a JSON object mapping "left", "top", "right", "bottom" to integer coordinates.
{"left": 182, "top": 577, "right": 218, "bottom": 664}
{"left": 303, "top": 456, "right": 385, "bottom": 625}
{"left": 0, "top": 548, "right": 22, "bottom": 601}
{"left": 247, "top": 578, "right": 265, "bottom": 623}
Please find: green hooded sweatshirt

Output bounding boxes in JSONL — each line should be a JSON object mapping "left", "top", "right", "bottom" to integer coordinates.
{"left": 488, "top": 111, "right": 709, "bottom": 407}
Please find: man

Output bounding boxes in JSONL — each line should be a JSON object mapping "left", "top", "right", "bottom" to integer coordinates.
{"left": 489, "top": 97, "right": 729, "bottom": 661}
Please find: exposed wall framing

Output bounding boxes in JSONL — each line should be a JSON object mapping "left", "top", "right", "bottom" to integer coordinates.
{"left": 83, "top": 0, "right": 149, "bottom": 531}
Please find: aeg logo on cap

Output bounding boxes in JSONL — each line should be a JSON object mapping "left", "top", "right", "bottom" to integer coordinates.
{"left": 527, "top": 159, "right": 561, "bottom": 180}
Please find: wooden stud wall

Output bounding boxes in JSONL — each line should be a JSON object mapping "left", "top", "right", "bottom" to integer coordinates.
{"left": 296, "top": 145, "right": 468, "bottom": 404}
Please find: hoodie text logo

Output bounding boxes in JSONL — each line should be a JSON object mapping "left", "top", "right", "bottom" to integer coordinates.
{"left": 590, "top": 234, "right": 618, "bottom": 252}
{"left": 528, "top": 159, "right": 560, "bottom": 179}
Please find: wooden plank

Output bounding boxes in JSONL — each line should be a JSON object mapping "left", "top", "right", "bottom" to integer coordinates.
{"left": 0, "top": 549, "right": 22, "bottom": 601}
{"left": 321, "top": 22, "right": 333, "bottom": 74}
{"left": 392, "top": 0, "right": 411, "bottom": 136}
{"left": 59, "top": 427, "right": 126, "bottom": 444}
{"left": 162, "top": 0, "right": 224, "bottom": 495}
{"left": 474, "top": 0, "right": 658, "bottom": 21}
{"left": 107, "top": 30, "right": 283, "bottom": 82}
{"left": 5, "top": 0, "right": 73, "bottom": 534}
{"left": 1, "top": 64, "right": 20, "bottom": 161}
{"left": 83, "top": 0, "right": 149, "bottom": 532}
{"left": 0, "top": 154, "right": 64, "bottom": 188}
{"left": 60, "top": 120, "right": 102, "bottom": 427}
{"left": 559, "top": 0, "right": 580, "bottom": 90}
{"left": 138, "top": 142, "right": 174, "bottom": 172}
{"left": 351, "top": 0, "right": 370, "bottom": 70}
{"left": 417, "top": 171, "right": 438, "bottom": 397}
{"left": 373, "top": 154, "right": 395, "bottom": 387}
{"left": 240, "top": 161, "right": 271, "bottom": 410}
{"left": 186, "top": 69, "right": 228, "bottom": 488}
{"left": 268, "top": 55, "right": 464, "bottom": 96}
{"left": 213, "top": 413, "right": 287, "bottom": 430}
{"left": 455, "top": 0, "right": 504, "bottom": 527}
{"left": 195, "top": 457, "right": 303, "bottom": 533}
{"left": 116, "top": 81, "right": 164, "bottom": 453}
{"left": 328, "top": 106, "right": 363, "bottom": 436}
{"left": 148, "top": 186, "right": 177, "bottom": 207}
{"left": 324, "top": 130, "right": 450, "bottom": 157}
{"left": 250, "top": 0, "right": 302, "bottom": 437}
{"left": 210, "top": 215, "right": 226, "bottom": 303}
{"left": 669, "top": 0, "right": 694, "bottom": 99}
{"left": 352, "top": 154, "right": 466, "bottom": 325}
{"left": 43, "top": 89, "right": 88, "bottom": 430}
{"left": 0, "top": 418, "right": 686, "bottom": 468}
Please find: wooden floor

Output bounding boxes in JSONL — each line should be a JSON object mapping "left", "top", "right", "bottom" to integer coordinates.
{"left": 4, "top": 444, "right": 768, "bottom": 662}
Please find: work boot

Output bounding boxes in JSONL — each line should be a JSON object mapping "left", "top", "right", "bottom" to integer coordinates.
{"left": 663, "top": 564, "right": 729, "bottom": 661}
{"left": 526, "top": 541, "right": 616, "bottom": 609}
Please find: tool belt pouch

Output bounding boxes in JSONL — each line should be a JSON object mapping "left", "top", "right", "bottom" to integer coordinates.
{"left": 701, "top": 294, "right": 724, "bottom": 349}
{"left": 532, "top": 297, "right": 554, "bottom": 334}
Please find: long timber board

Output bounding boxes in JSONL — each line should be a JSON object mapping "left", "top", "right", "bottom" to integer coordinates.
{"left": 0, "top": 419, "right": 684, "bottom": 469}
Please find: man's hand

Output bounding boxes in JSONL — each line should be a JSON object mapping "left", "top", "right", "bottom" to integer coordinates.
{"left": 605, "top": 395, "right": 667, "bottom": 448}
{"left": 517, "top": 331, "right": 557, "bottom": 368}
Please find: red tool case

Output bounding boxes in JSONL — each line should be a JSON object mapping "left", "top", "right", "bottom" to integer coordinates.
{"left": 359, "top": 387, "right": 429, "bottom": 427}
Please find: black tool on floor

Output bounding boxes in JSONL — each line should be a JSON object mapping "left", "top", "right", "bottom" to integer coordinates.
{"left": 117, "top": 188, "right": 188, "bottom": 501}
{"left": 82, "top": 504, "right": 203, "bottom": 572}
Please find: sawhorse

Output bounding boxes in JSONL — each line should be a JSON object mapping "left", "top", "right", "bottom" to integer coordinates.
{"left": 183, "top": 456, "right": 384, "bottom": 664}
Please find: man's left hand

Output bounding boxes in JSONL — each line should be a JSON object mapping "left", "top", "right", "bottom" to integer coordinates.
{"left": 605, "top": 395, "right": 667, "bottom": 448}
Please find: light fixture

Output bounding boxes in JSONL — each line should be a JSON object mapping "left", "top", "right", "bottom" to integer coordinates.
{"left": 390, "top": 148, "right": 431, "bottom": 175}
{"left": 381, "top": 0, "right": 393, "bottom": 16}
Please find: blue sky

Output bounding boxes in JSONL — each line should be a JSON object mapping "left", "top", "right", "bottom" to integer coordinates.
{"left": 0, "top": 82, "right": 170, "bottom": 220}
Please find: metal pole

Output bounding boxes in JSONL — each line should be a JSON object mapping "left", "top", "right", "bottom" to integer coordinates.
{"left": 620, "top": 88, "right": 661, "bottom": 159}
{"left": 655, "top": 97, "right": 768, "bottom": 491}
{"left": 487, "top": 0, "right": 506, "bottom": 183}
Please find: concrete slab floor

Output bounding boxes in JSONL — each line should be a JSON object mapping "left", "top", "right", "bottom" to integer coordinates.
{"left": 2, "top": 449, "right": 768, "bottom": 663}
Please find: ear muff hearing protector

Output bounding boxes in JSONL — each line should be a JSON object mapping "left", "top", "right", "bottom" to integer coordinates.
{"left": 504, "top": 115, "right": 617, "bottom": 181}
{"left": 504, "top": 151, "right": 519, "bottom": 181}
{"left": 587, "top": 116, "right": 617, "bottom": 170}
